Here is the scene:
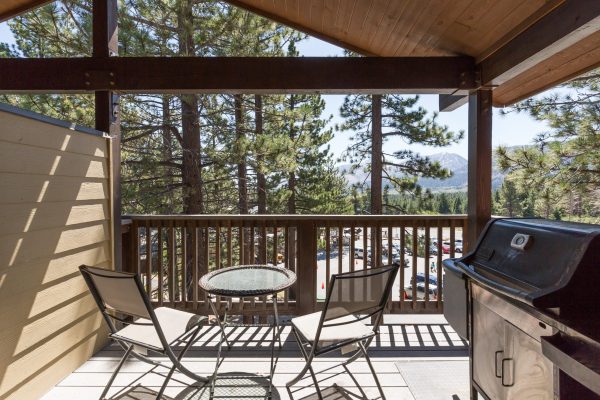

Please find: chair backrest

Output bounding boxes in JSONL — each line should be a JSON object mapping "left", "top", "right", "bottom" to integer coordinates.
{"left": 316, "top": 264, "right": 400, "bottom": 342}
{"left": 79, "top": 265, "right": 153, "bottom": 328}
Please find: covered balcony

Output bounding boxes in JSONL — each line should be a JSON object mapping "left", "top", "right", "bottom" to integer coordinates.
{"left": 1, "top": 0, "right": 600, "bottom": 399}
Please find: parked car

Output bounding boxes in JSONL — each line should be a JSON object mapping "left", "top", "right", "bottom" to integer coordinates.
{"left": 411, "top": 272, "right": 440, "bottom": 288}
{"left": 454, "top": 240, "right": 463, "bottom": 253}
{"left": 430, "top": 242, "right": 450, "bottom": 255}
{"left": 404, "top": 283, "right": 438, "bottom": 300}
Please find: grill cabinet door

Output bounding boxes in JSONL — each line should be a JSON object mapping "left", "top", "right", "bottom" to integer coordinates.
{"left": 504, "top": 322, "right": 554, "bottom": 400}
{"left": 473, "top": 300, "right": 506, "bottom": 399}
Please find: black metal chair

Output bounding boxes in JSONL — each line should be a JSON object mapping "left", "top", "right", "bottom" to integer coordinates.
{"left": 286, "top": 264, "right": 400, "bottom": 400}
{"left": 79, "top": 265, "right": 209, "bottom": 400}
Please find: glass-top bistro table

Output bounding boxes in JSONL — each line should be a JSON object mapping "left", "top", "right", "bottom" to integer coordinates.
{"left": 199, "top": 264, "right": 297, "bottom": 398}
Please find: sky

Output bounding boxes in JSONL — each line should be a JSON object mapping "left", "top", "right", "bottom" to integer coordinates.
{"left": 0, "top": 20, "right": 550, "bottom": 161}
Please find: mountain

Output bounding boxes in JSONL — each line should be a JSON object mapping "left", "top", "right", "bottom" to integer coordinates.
{"left": 340, "top": 152, "right": 506, "bottom": 192}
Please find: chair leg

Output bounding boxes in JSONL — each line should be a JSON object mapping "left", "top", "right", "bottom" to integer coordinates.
{"left": 359, "top": 342, "right": 385, "bottom": 400}
{"left": 100, "top": 345, "right": 133, "bottom": 400}
{"left": 287, "top": 328, "right": 324, "bottom": 400}
{"left": 286, "top": 328, "right": 312, "bottom": 387}
{"left": 160, "top": 324, "right": 208, "bottom": 399}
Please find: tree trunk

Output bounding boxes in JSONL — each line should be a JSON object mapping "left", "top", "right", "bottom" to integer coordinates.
{"left": 177, "top": 0, "right": 204, "bottom": 299}
{"left": 161, "top": 96, "right": 174, "bottom": 213}
{"left": 371, "top": 94, "right": 383, "bottom": 214}
{"left": 287, "top": 95, "right": 297, "bottom": 214}
{"left": 255, "top": 95, "right": 267, "bottom": 215}
{"left": 235, "top": 94, "right": 251, "bottom": 263}
{"left": 255, "top": 95, "right": 268, "bottom": 264}
{"left": 371, "top": 95, "right": 383, "bottom": 265}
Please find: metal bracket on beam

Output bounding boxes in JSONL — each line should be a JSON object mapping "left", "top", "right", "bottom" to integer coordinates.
{"left": 84, "top": 70, "right": 117, "bottom": 90}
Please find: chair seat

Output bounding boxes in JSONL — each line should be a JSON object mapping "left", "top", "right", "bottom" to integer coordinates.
{"left": 291, "top": 311, "right": 374, "bottom": 343}
{"left": 112, "top": 307, "right": 204, "bottom": 350}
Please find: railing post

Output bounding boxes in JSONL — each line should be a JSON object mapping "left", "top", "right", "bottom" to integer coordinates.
{"left": 121, "top": 220, "right": 132, "bottom": 272}
{"left": 296, "top": 220, "right": 316, "bottom": 315}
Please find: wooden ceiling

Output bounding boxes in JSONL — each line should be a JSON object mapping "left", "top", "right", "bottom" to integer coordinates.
{"left": 2, "top": 0, "right": 600, "bottom": 106}
{"left": 228, "top": 0, "right": 561, "bottom": 60}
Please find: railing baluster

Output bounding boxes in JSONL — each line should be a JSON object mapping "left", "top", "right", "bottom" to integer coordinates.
{"left": 168, "top": 224, "right": 175, "bottom": 305}
{"left": 325, "top": 224, "right": 330, "bottom": 293}
{"left": 411, "top": 224, "right": 418, "bottom": 310}
{"left": 450, "top": 219, "right": 456, "bottom": 259}
{"left": 145, "top": 223, "right": 152, "bottom": 298}
{"left": 424, "top": 221, "right": 430, "bottom": 307}
{"left": 132, "top": 220, "right": 139, "bottom": 276}
{"left": 437, "top": 222, "right": 443, "bottom": 310}
{"left": 250, "top": 225, "right": 255, "bottom": 264}
{"left": 400, "top": 226, "right": 406, "bottom": 310}
{"left": 227, "top": 222, "right": 232, "bottom": 268}
{"left": 363, "top": 223, "right": 368, "bottom": 270}
{"left": 157, "top": 223, "right": 163, "bottom": 307}
{"left": 182, "top": 225, "right": 187, "bottom": 305}
{"left": 337, "top": 225, "right": 343, "bottom": 277}
{"left": 191, "top": 224, "right": 198, "bottom": 308}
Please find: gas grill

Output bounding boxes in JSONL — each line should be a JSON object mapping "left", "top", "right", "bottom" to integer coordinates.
{"left": 443, "top": 218, "right": 600, "bottom": 400}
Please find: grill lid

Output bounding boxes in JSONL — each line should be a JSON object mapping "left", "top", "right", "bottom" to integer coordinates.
{"left": 449, "top": 218, "right": 600, "bottom": 308}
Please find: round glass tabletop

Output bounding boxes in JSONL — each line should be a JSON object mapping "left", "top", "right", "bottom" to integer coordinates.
{"left": 199, "top": 264, "right": 297, "bottom": 297}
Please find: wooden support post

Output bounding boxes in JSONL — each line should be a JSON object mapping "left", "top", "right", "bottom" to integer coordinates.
{"left": 467, "top": 89, "right": 493, "bottom": 251}
{"left": 296, "top": 221, "right": 316, "bottom": 315}
{"left": 93, "top": 0, "right": 121, "bottom": 269}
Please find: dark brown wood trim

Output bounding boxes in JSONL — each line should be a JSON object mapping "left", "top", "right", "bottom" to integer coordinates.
{"left": 466, "top": 89, "right": 492, "bottom": 251}
{"left": 0, "top": 56, "right": 477, "bottom": 94}
{"left": 0, "top": 0, "right": 52, "bottom": 22}
{"left": 93, "top": 0, "right": 121, "bottom": 271}
{"left": 479, "top": 0, "right": 600, "bottom": 86}
{"left": 439, "top": 94, "right": 468, "bottom": 112}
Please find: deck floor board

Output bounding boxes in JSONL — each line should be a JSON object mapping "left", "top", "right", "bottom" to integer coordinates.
{"left": 42, "top": 316, "right": 468, "bottom": 400}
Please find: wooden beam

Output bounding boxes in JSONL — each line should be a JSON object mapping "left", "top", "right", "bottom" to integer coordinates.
{"left": 479, "top": 0, "right": 600, "bottom": 86}
{"left": 439, "top": 94, "right": 468, "bottom": 112}
{"left": 93, "top": 0, "right": 121, "bottom": 271}
{"left": 0, "top": 56, "right": 477, "bottom": 94}
{"left": 466, "top": 89, "right": 492, "bottom": 251}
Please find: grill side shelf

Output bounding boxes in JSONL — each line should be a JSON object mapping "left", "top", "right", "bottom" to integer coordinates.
{"left": 541, "top": 333, "right": 600, "bottom": 396}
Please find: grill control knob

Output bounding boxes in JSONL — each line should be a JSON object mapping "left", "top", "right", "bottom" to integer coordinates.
{"left": 510, "top": 233, "right": 532, "bottom": 250}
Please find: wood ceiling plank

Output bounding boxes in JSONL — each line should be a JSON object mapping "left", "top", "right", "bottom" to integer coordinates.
{"left": 401, "top": 0, "right": 452, "bottom": 56}
{"left": 344, "top": 0, "right": 374, "bottom": 51}
{"left": 357, "top": 0, "right": 389, "bottom": 52}
{"left": 421, "top": 0, "right": 475, "bottom": 56}
{"left": 476, "top": 0, "right": 564, "bottom": 62}
{"left": 377, "top": 0, "right": 423, "bottom": 56}
{"left": 366, "top": 0, "right": 409, "bottom": 56}
{"left": 493, "top": 30, "right": 600, "bottom": 106}
{"left": 445, "top": 0, "right": 507, "bottom": 55}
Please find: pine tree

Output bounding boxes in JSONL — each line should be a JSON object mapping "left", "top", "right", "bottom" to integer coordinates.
{"left": 338, "top": 94, "right": 463, "bottom": 214}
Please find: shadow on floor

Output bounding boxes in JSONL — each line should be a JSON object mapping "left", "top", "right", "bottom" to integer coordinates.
{"left": 110, "top": 372, "right": 282, "bottom": 400}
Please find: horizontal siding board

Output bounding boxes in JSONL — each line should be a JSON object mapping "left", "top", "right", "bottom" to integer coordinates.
{"left": 0, "top": 222, "right": 110, "bottom": 268}
{"left": 0, "top": 201, "right": 109, "bottom": 236}
{"left": 0, "top": 243, "right": 111, "bottom": 291}
{"left": 0, "top": 140, "right": 108, "bottom": 178}
{"left": 0, "top": 173, "right": 108, "bottom": 203}
{"left": 0, "top": 110, "right": 107, "bottom": 157}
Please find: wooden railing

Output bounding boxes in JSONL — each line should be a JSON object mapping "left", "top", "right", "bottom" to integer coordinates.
{"left": 121, "top": 215, "right": 467, "bottom": 318}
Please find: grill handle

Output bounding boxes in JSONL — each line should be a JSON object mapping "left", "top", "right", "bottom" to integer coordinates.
{"left": 501, "top": 358, "right": 515, "bottom": 387}
{"left": 447, "top": 260, "right": 532, "bottom": 305}
{"left": 495, "top": 351, "right": 503, "bottom": 378}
